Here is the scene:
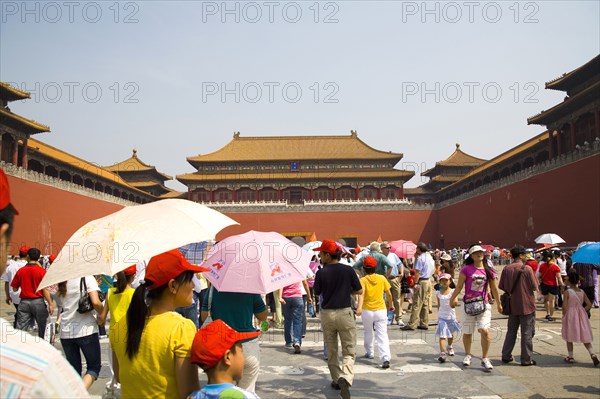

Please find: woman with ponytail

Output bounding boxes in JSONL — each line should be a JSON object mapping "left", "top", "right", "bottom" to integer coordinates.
{"left": 97, "top": 265, "right": 137, "bottom": 386}
{"left": 110, "top": 249, "right": 209, "bottom": 399}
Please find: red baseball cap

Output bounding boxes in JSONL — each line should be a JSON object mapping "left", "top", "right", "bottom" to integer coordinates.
{"left": 363, "top": 256, "right": 377, "bottom": 268}
{"left": 19, "top": 245, "right": 30, "bottom": 256}
{"left": 0, "top": 169, "right": 18, "bottom": 214}
{"left": 312, "top": 239, "right": 341, "bottom": 254}
{"left": 144, "top": 249, "right": 209, "bottom": 289}
{"left": 191, "top": 319, "right": 261, "bottom": 369}
{"left": 123, "top": 265, "right": 137, "bottom": 276}
{"left": 48, "top": 254, "right": 57, "bottom": 264}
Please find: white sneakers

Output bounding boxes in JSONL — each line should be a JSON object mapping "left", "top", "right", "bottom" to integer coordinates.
{"left": 447, "top": 346, "right": 455, "bottom": 356}
{"left": 462, "top": 354, "right": 472, "bottom": 366}
{"left": 482, "top": 358, "right": 494, "bottom": 370}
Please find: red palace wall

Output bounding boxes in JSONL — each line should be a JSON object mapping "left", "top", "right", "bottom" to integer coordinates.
{"left": 6, "top": 175, "right": 124, "bottom": 255}
{"left": 218, "top": 209, "right": 437, "bottom": 247}
{"left": 437, "top": 154, "right": 600, "bottom": 248}
{"left": 4, "top": 154, "right": 598, "bottom": 255}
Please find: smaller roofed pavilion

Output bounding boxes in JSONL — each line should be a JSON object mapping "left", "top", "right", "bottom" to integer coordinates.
{"left": 404, "top": 143, "right": 486, "bottom": 204}
{"left": 421, "top": 143, "right": 486, "bottom": 191}
{"left": 178, "top": 131, "right": 415, "bottom": 204}
{"left": 105, "top": 149, "right": 176, "bottom": 197}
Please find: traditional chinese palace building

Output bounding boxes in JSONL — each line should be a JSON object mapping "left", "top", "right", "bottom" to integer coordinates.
{"left": 177, "top": 131, "right": 415, "bottom": 204}
{"left": 0, "top": 82, "right": 49, "bottom": 167}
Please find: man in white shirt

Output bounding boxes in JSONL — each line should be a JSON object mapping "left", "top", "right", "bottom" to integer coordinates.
{"left": 402, "top": 242, "right": 435, "bottom": 331}
{"left": 2, "top": 246, "right": 28, "bottom": 328}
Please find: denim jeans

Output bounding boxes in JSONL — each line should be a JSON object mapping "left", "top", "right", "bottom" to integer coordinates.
{"left": 61, "top": 333, "right": 102, "bottom": 379}
{"left": 282, "top": 296, "right": 304, "bottom": 345}
{"left": 16, "top": 298, "right": 48, "bottom": 339}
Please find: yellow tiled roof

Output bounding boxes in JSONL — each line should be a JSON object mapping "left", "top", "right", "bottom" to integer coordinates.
{"left": 0, "top": 107, "right": 50, "bottom": 134}
{"left": 0, "top": 82, "right": 30, "bottom": 102}
{"left": 545, "top": 55, "right": 600, "bottom": 91}
{"left": 422, "top": 144, "right": 486, "bottom": 176}
{"left": 428, "top": 175, "right": 460, "bottom": 183}
{"left": 105, "top": 149, "right": 172, "bottom": 180}
{"left": 130, "top": 181, "right": 162, "bottom": 188}
{"left": 186, "top": 132, "right": 403, "bottom": 164}
{"left": 159, "top": 191, "right": 187, "bottom": 199}
{"left": 28, "top": 138, "right": 152, "bottom": 196}
{"left": 438, "top": 131, "right": 551, "bottom": 193}
{"left": 177, "top": 169, "right": 414, "bottom": 184}
{"left": 527, "top": 80, "right": 600, "bottom": 125}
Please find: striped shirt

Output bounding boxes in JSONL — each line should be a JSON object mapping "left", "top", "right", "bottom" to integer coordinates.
{"left": 572, "top": 263, "right": 599, "bottom": 288}
{"left": 0, "top": 318, "right": 89, "bottom": 398}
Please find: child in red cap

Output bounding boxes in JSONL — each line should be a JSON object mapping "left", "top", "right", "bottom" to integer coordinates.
{"left": 188, "top": 319, "right": 261, "bottom": 399}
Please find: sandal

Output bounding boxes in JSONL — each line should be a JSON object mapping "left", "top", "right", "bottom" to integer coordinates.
{"left": 564, "top": 356, "right": 575, "bottom": 364}
{"left": 592, "top": 354, "right": 599, "bottom": 367}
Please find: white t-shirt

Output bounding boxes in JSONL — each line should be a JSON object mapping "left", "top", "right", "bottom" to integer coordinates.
{"left": 437, "top": 289, "right": 457, "bottom": 320}
{"left": 59, "top": 276, "right": 100, "bottom": 339}
{"left": 131, "top": 260, "right": 147, "bottom": 289}
{"left": 300, "top": 269, "right": 315, "bottom": 295}
{"left": 1, "top": 259, "right": 26, "bottom": 304}
{"left": 556, "top": 258, "right": 567, "bottom": 276}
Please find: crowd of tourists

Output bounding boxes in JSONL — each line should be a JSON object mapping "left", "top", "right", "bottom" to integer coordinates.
{"left": 1, "top": 170, "right": 599, "bottom": 399}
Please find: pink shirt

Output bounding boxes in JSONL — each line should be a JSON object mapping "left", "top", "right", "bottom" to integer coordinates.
{"left": 460, "top": 264, "right": 497, "bottom": 303}
{"left": 308, "top": 261, "right": 321, "bottom": 288}
{"left": 282, "top": 282, "right": 302, "bottom": 298}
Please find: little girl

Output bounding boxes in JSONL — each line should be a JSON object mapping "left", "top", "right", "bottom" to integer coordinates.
{"left": 436, "top": 273, "right": 461, "bottom": 363}
{"left": 562, "top": 270, "right": 599, "bottom": 366}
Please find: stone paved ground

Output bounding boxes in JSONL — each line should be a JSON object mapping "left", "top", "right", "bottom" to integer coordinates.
{"left": 2, "top": 285, "right": 599, "bottom": 398}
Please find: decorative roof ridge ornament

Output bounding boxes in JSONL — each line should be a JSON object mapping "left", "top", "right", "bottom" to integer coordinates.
{"left": 132, "top": 148, "right": 137, "bottom": 157}
{"left": 350, "top": 130, "right": 357, "bottom": 137}
{"left": 233, "top": 131, "right": 240, "bottom": 138}
{"left": 456, "top": 143, "right": 460, "bottom": 150}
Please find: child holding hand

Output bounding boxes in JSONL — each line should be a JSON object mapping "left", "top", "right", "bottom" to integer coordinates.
{"left": 436, "top": 273, "right": 461, "bottom": 363}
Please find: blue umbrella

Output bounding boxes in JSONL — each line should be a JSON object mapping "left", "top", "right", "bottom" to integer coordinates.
{"left": 571, "top": 242, "right": 600, "bottom": 265}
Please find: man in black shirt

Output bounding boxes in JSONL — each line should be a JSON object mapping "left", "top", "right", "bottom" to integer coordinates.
{"left": 313, "top": 240, "right": 363, "bottom": 399}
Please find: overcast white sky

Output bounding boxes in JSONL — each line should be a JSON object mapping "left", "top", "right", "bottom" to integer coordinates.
{"left": 1, "top": 1, "right": 598, "bottom": 190}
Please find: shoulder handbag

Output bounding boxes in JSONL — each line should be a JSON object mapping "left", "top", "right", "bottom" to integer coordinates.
{"left": 77, "top": 277, "right": 105, "bottom": 314}
{"left": 201, "top": 286, "right": 214, "bottom": 328}
{"left": 500, "top": 266, "right": 524, "bottom": 316}
{"left": 464, "top": 295, "right": 486, "bottom": 316}
{"left": 463, "top": 266, "right": 486, "bottom": 316}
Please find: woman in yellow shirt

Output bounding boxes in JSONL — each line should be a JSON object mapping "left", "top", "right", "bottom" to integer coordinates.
{"left": 356, "top": 256, "right": 394, "bottom": 369}
{"left": 98, "top": 265, "right": 137, "bottom": 386}
{"left": 110, "top": 250, "right": 209, "bottom": 399}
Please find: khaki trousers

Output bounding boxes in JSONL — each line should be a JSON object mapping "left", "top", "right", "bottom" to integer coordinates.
{"left": 320, "top": 307, "right": 357, "bottom": 385}
{"left": 407, "top": 279, "right": 431, "bottom": 329}
{"left": 238, "top": 337, "right": 260, "bottom": 392}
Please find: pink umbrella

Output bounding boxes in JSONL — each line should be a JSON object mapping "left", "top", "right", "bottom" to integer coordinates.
{"left": 480, "top": 244, "right": 495, "bottom": 253}
{"left": 203, "top": 230, "right": 312, "bottom": 294}
{"left": 389, "top": 240, "right": 417, "bottom": 259}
